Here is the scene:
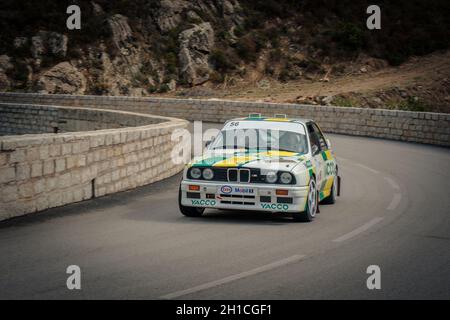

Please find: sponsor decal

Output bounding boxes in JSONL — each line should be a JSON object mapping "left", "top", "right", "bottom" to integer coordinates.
{"left": 234, "top": 187, "right": 254, "bottom": 194}
{"left": 191, "top": 199, "right": 216, "bottom": 206}
{"left": 192, "top": 150, "right": 304, "bottom": 168}
{"left": 220, "top": 186, "right": 254, "bottom": 194}
{"left": 220, "top": 185, "right": 232, "bottom": 194}
{"left": 261, "top": 203, "right": 289, "bottom": 211}
{"left": 326, "top": 162, "right": 335, "bottom": 176}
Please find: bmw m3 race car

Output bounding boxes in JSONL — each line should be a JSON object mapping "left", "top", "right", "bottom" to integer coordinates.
{"left": 178, "top": 114, "right": 341, "bottom": 222}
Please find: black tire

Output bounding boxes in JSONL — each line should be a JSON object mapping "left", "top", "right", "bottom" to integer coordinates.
{"left": 321, "top": 176, "right": 337, "bottom": 205}
{"left": 178, "top": 186, "right": 205, "bottom": 217}
{"left": 293, "top": 178, "right": 318, "bottom": 222}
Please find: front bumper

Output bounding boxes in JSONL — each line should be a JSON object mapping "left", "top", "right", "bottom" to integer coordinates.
{"left": 180, "top": 180, "right": 309, "bottom": 213}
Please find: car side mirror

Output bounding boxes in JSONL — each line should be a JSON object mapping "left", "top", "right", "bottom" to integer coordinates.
{"left": 311, "top": 144, "right": 319, "bottom": 155}
{"left": 326, "top": 139, "right": 331, "bottom": 149}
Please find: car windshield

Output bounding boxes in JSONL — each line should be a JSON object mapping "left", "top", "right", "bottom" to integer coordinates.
{"left": 210, "top": 128, "right": 308, "bottom": 154}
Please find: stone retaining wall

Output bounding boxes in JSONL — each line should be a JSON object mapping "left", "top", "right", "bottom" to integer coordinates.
{"left": 0, "top": 103, "right": 188, "bottom": 221}
{"left": 0, "top": 104, "right": 58, "bottom": 135}
{"left": 0, "top": 92, "right": 448, "bottom": 147}
{"left": 0, "top": 103, "right": 164, "bottom": 136}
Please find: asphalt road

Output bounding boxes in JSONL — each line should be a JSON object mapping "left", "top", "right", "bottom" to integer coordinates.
{"left": 0, "top": 123, "right": 449, "bottom": 299}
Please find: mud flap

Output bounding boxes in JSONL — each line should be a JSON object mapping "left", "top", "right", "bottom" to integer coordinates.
{"left": 337, "top": 176, "right": 341, "bottom": 196}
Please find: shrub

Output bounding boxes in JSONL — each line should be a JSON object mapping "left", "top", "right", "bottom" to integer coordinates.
{"left": 265, "top": 66, "right": 275, "bottom": 76}
{"left": 7, "top": 59, "right": 28, "bottom": 82}
{"left": 294, "top": 58, "right": 323, "bottom": 73}
{"left": 278, "top": 68, "right": 290, "bottom": 82}
{"left": 269, "top": 48, "right": 283, "bottom": 62}
{"left": 332, "top": 96, "right": 355, "bottom": 108}
{"left": 243, "top": 10, "right": 265, "bottom": 30}
{"left": 131, "top": 72, "right": 148, "bottom": 87}
{"left": 91, "top": 82, "right": 109, "bottom": 95}
{"left": 158, "top": 83, "right": 170, "bottom": 93}
{"left": 164, "top": 52, "right": 178, "bottom": 76}
{"left": 233, "top": 26, "right": 246, "bottom": 38}
{"left": 235, "top": 37, "right": 257, "bottom": 62}
{"left": 397, "top": 97, "right": 427, "bottom": 112}
{"left": 278, "top": 61, "right": 302, "bottom": 82}
{"left": 209, "top": 71, "right": 225, "bottom": 83}
{"left": 332, "top": 22, "right": 366, "bottom": 51}
{"left": 264, "top": 27, "right": 280, "bottom": 48}
{"left": 210, "top": 49, "right": 235, "bottom": 73}
{"left": 384, "top": 51, "right": 408, "bottom": 66}
{"left": 147, "top": 85, "right": 158, "bottom": 94}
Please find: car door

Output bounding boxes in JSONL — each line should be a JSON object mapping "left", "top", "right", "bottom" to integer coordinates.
{"left": 310, "top": 122, "right": 336, "bottom": 200}
{"left": 307, "top": 123, "right": 326, "bottom": 190}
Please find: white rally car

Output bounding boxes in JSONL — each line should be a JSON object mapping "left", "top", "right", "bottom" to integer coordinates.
{"left": 178, "top": 114, "right": 341, "bottom": 222}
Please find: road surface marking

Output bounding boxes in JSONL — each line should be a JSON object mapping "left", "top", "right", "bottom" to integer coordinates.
{"left": 387, "top": 193, "right": 402, "bottom": 211}
{"left": 384, "top": 176, "right": 400, "bottom": 191}
{"left": 160, "top": 254, "right": 306, "bottom": 299}
{"left": 383, "top": 177, "right": 402, "bottom": 210}
{"left": 332, "top": 217, "right": 384, "bottom": 242}
{"left": 355, "top": 163, "right": 380, "bottom": 174}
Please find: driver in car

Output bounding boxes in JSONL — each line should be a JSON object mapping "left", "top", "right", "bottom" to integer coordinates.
{"left": 278, "top": 131, "right": 306, "bottom": 153}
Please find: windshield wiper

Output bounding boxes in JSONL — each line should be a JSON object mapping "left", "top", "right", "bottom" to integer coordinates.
{"left": 213, "top": 146, "right": 250, "bottom": 150}
{"left": 269, "top": 148, "right": 298, "bottom": 153}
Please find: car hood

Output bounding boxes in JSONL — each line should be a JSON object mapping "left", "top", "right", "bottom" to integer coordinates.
{"left": 189, "top": 149, "right": 309, "bottom": 172}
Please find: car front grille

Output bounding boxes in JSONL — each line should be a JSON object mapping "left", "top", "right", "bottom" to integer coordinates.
{"left": 212, "top": 168, "right": 264, "bottom": 183}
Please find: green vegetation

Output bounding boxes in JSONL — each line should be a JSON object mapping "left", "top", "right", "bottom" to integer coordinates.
{"left": 209, "top": 71, "right": 225, "bottom": 83}
{"left": 90, "top": 81, "right": 109, "bottom": 95}
{"left": 147, "top": 85, "right": 158, "bottom": 94}
{"left": 158, "top": 83, "right": 170, "bottom": 93}
{"left": 332, "top": 96, "right": 355, "bottom": 108}
{"left": 164, "top": 52, "right": 178, "bottom": 77}
{"left": 235, "top": 36, "right": 258, "bottom": 62}
{"left": 0, "top": 0, "right": 448, "bottom": 94}
{"left": 396, "top": 97, "right": 427, "bottom": 112}
{"left": 331, "top": 22, "right": 366, "bottom": 51}
{"left": 240, "top": 0, "right": 450, "bottom": 65}
{"left": 278, "top": 68, "right": 290, "bottom": 83}
{"left": 6, "top": 58, "right": 28, "bottom": 83}
{"left": 209, "top": 49, "right": 236, "bottom": 73}
{"left": 131, "top": 72, "right": 148, "bottom": 87}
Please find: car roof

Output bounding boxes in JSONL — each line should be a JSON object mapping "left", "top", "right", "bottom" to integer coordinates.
{"left": 228, "top": 116, "right": 313, "bottom": 125}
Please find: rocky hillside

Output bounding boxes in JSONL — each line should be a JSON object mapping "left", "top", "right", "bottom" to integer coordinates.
{"left": 0, "top": 0, "right": 449, "bottom": 111}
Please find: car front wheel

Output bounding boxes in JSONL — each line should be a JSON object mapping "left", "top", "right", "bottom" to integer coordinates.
{"left": 293, "top": 178, "right": 318, "bottom": 222}
{"left": 322, "top": 175, "right": 337, "bottom": 205}
{"left": 178, "top": 186, "right": 205, "bottom": 217}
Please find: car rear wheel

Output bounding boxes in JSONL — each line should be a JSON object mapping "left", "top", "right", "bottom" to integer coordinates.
{"left": 178, "top": 186, "right": 205, "bottom": 217}
{"left": 293, "top": 179, "right": 317, "bottom": 222}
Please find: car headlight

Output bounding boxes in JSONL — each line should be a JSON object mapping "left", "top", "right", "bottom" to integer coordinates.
{"left": 190, "top": 167, "right": 202, "bottom": 179}
{"left": 202, "top": 168, "right": 214, "bottom": 180}
{"left": 265, "top": 171, "right": 278, "bottom": 183}
{"left": 280, "top": 172, "right": 293, "bottom": 184}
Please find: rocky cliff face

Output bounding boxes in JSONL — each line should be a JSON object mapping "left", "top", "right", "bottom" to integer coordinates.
{"left": 37, "top": 62, "right": 86, "bottom": 94}
{"left": 0, "top": 0, "right": 246, "bottom": 95}
{"left": 179, "top": 22, "right": 215, "bottom": 85}
{"left": 0, "top": 0, "right": 448, "bottom": 98}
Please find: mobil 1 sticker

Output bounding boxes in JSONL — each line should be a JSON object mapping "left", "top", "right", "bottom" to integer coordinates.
{"left": 220, "top": 185, "right": 255, "bottom": 194}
